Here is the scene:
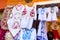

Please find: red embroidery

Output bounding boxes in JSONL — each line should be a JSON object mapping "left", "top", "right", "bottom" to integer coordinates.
{"left": 22, "top": 8, "right": 27, "bottom": 15}
{"left": 13, "top": 22, "right": 20, "bottom": 29}
{"left": 30, "top": 9, "right": 35, "bottom": 17}
{"left": 1, "top": 7, "right": 13, "bottom": 28}
{"left": 1, "top": 20, "right": 7, "bottom": 27}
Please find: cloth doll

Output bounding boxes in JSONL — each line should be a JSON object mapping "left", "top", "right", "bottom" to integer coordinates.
{"left": 51, "top": 22, "right": 60, "bottom": 40}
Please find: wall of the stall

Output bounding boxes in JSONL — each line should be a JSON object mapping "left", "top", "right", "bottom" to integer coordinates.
{"left": 6, "top": 0, "right": 49, "bottom": 5}
{"left": 0, "top": 0, "right": 50, "bottom": 9}
{"left": 0, "top": 0, "right": 7, "bottom": 9}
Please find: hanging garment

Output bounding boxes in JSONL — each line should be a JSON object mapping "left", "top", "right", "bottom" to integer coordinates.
{"left": 7, "top": 4, "right": 37, "bottom": 39}
{"left": 20, "top": 5, "right": 37, "bottom": 30}
{"left": 7, "top": 12, "right": 22, "bottom": 37}
{"left": 38, "top": 8, "right": 47, "bottom": 21}
{"left": 7, "top": 4, "right": 24, "bottom": 37}
{"left": 46, "top": 6, "right": 59, "bottom": 21}
{"left": 16, "top": 5, "right": 37, "bottom": 40}
{"left": 14, "top": 28, "right": 36, "bottom": 40}
{"left": 1, "top": 6, "right": 13, "bottom": 30}
{"left": 37, "top": 21, "right": 48, "bottom": 40}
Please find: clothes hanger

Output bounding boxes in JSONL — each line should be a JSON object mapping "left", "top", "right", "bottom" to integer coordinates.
{"left": 24, "top": 0, "right": 34, "bottom": 7}
{"left": 25, "top": 0, "right": 32, "bottom": 3}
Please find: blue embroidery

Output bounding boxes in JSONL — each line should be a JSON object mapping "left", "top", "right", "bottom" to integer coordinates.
{"left": 14, "top": 28, "right": 35, "bottom": 40}
{"left": 41, "top": 8, "right": 45, "bottom": 14}
{"left": 22, "top": 28, "right": 33, "bottom": 40}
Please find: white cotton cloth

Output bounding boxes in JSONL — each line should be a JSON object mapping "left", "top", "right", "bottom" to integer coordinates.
{"left": 38, "top": 8, "right": 47, "bottom": 21}
{"left": 46, "top": 6, "right": 59, "bottom": 21}
{"left": 7, "top": 4, "right": 24, "bottom": 37}
{"left": 20, "top": 5, "right": 37, "bottom": 30}
{"left": 7, "top": 4, "right": 37, "bottom": 37}
{"left": 7, "top": 17, "right": 21, "bottom": 37}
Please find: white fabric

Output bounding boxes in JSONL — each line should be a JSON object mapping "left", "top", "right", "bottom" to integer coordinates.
{"left": 52, "top": 6, "right": 59, "bottom": 21}
{"left": 7, "top": 17, "right": 21, "bottom": 37}
{"left": 7, "top": 4, "right": 37, "bottom": 37}
{"left": 46, "top": 7, "right": 52, "bottom": 21}
{"left": 38, "top": 8, "right": 47, "bottom": 21}
{"left": 46, "top": 6, "right": 59, "bottom": 21}
{"left": 37, "top": 21, "right": 42, "bottom": 36}
{"left": 7, "top": 18, "right": 21, "bottom": 37}
{"left": 20, "top": 5, "right": 37, "bottom": 30}
{"left": 7, "top": 4, "right": 24, "bottom": 37}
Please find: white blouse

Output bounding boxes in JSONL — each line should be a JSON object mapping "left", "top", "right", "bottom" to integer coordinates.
{"left": 38, "top": 8, "right": 47, "bottom": 21}
{"left": 20, "top": 5, "right": 37, "bottom": 30}
{"left": 46, "top": 6, "right": 59, "bottom": 21}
